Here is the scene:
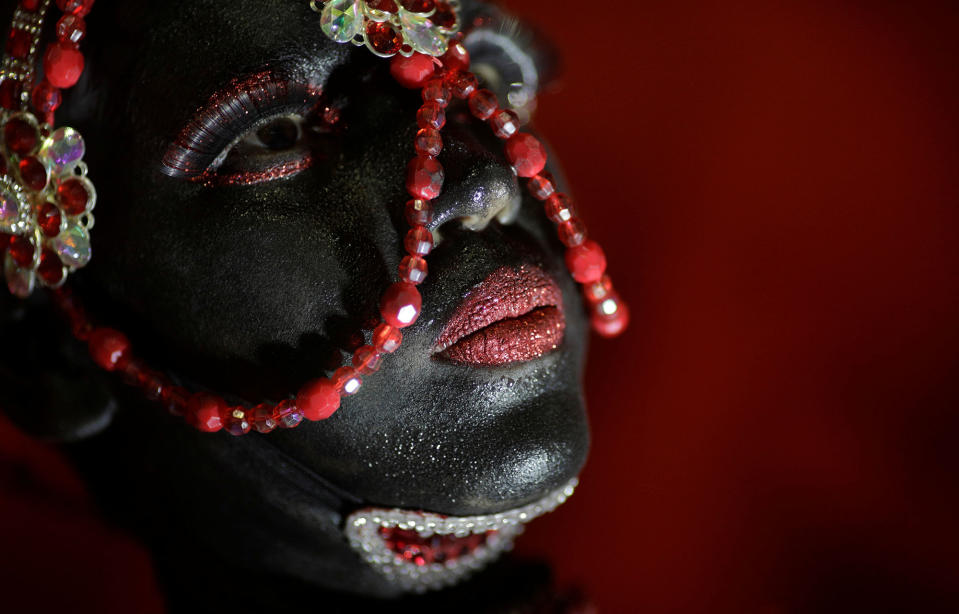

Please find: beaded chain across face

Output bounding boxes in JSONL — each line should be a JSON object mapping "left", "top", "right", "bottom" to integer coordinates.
{"left": 0, "top": 0, "right": 629, "bottom": 436}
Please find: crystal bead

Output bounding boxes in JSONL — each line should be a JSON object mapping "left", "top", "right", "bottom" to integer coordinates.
{"left": 333, "top": 366, "right": 362, "bottom": 396}
{"left": 275, "top": 400, "right": 304, "bottom": 428}
{"left": 398, "top": 255, "right": 428, "bottom": 284}
{"left": 421, "top": 78, "right": 450, "bottom": 107}
{"left": 366, "top": 21, "right": 403, "bottom": 56}
{"left": 321, "top": 0, "right": 362, "bottom": 43}
{"left": 405, "top": 199, "right": 433, "bottom": 226}
{"left": 544, "top": 193, "right": 576, "bottom": 224}
{"left": 565, "top": 239, "right": 607, "bottom": 283}
{"left": 468, "top": 89, "right": 498, "bottom": 120}
{"left": 373, "top": 322, "right": 403, "bottom": 353}
{"left": 416, "top": 102, "right": 446, "bottom": 130}
{"left": 56, "top": 14, "right": 86, "bottom": 44}
{"left": 489, "top": 109, "right": 520, "bottom": 140}
{"left": 252, "top": 404, "right": 278, "bottom": 433}
{"left": 591, "top": 292, "right": 629, "bottom": 338}
{"left": 527, "top": 172, "right": 556, "bottom": 201}
{"left": 88, "top": 327, "right": 131, "bottom": 372}
{"left": 399, "top": 10, "right": 447, "bottom": 56}
{"left": 414, "top": 128, "right": 443, "bottom": 157}
{"left": 4, "top": 252, "right": 34, "bottom": 298}
{"left": 440, "top": 42, "right": 469, "bottom": 72}
{"left": 583, "top": 274, "right": 613, "bottom": 303}
{"left": 352, "top": 345, "right": 383, "bottom": 374}
{"left": 39, "top": 127, "right": 85, "bottom": 170}
{"left": 446, "top": 71, "right": 478, "bottom": 99}
{"left": 224, "top": 407, "right": 252, "bottom": 436}
{"left": 404, "top": 225, "right": 433, "bottom": 256}
{"left": 557, "top": 218, "right": 587, "bottom": 247}
{"left": 380, "top": 282, "right": 422, "bottom": 328}
{"left": 52, "top": 225, "right": 91, "bottom": 268}
{"left": 31, "top": 81, "right": 61, "bottom": 115}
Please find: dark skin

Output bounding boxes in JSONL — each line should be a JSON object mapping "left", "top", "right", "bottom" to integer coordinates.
{"left": 0, "top": 0, "right": 589, "bottom": 608}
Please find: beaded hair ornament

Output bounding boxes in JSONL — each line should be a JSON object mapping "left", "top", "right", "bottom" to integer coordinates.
{"left": 0, "top": 0, "right": 629, "bottom": 437}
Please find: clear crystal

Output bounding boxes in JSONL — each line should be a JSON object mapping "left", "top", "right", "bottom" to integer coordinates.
{"left": 39, "top": 127, "right": 85, "bottom": 170}
{"left": 400, "top": 10, "right": 448, "bottom": 56}
{"left": 321, "top": 0, "right": 362, "bottom": 43}
{"left": 0, "top": 188, "right": 23, "bottom": 233}
{"left": 4, "top": 252, "right": 34, "bottom": 298}
{"left": 52, "top": 225, "right": 91, "bottom": 268}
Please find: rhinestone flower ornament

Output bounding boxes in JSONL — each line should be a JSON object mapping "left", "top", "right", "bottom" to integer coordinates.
{"left": 312, "top": 0, "right": 461, "bottom": 57}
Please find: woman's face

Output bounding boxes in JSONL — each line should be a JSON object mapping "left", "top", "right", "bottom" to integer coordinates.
{"left": 76, "top": 0, "right": 589, "bottom": 596}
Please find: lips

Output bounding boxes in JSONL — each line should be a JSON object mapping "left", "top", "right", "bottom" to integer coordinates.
{"left": 344, "top": 478, "right": 577, "bottom": 593}
{"left": 434, "top": 265, "right": 566, "bottom": 366}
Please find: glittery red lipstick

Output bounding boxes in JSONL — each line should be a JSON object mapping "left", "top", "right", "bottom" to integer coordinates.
{"left": 434, "top": 265, "right": 566, "bottom": 366}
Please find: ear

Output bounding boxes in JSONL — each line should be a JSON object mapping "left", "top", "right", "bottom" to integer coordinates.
{"left": 0, "top": 286, "right": 117, "bottom": 442}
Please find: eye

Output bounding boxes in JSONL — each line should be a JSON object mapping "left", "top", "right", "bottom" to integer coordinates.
{"left": 253, "top": 116, "right": 301, "bottom": 151}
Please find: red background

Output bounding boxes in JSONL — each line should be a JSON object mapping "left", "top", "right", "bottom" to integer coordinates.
{"left": 3, "top": 0, "right": 959, "bottom": 611}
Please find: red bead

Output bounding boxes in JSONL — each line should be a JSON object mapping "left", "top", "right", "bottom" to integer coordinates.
{"left": 528, "top": 172, "right": 556, "bottom": 201}
{"left": 544, "top": 193, "right": 576, "bottom": 224}
{"left": 422, "top": 80, "right": 450, "bottom": 109}
{"left": 414, "top": 128, "right": 443, "bottom": 157}
{"left": 467, "top": 89, "right": 498, "bottom": 120}
{"left": 252, "top": 403, "right": 278, "bottom": 433}
{"left": 446, "top": 71, "right": 478, "bottom": 99}
{"left": 4, "top": 118, "right": 38, "bottom": 156}
{"left": 366, "top": 22, "right": 403, "bottom": 56}
{"left": 0, "top": 79, "right": 20, "bottom": 110}
{"left": 224, "top": 407, "right": 252, "bottom": 436}
{"left": 55, "top": 0, "right": 94, "bottom": 17}
{"left": 297, "top": 378, "right": 340, "bottom": 421}
{"left": 583, "top": 273, "right": 613, "bottom": 304}
{"left": 31, "top": 80, "right": 62, "bottom": 115}
{"left": 390, "top": 53, "right": 436, "bottom": 89}
{"left": 8, "top": 236, "right": 33, "bottom": 267}
{"left": 404, "top": 225, "right": 433, "bottom": 256}
{"left": 160, "top": 385, "right": 190, "bottom": 416}
{"left": 489, "top": 109, "right": 520, "bottom": 140}
{"left": 505, "top": 133, "right": 547, "bottom": 178}
{"left": 432, "top": 1, "right": 457, "bottom": 29}
{"left": 274, "top": 400, "right": 304, "bottom": 428}
{"left": 56, "top": 14, "right": 87, "bottom": 44}
{"left": 37, "top": 249, "right": 64, "bottom": 285}
{"left": 405, "top": 199, "right": 433, "bottom": 226}
{"left": 57, "top": 178, "right": 89, "bottom": 214}
{"left": 44, "top": 42, "right": 85, "bottom": 89}
{"left": 189, "top": 393, "right": 226, "bottom": 433}
{"left": 591, "top": 293, "right": 629, "bottom": 338}
{"left": 417, "top": 102, "right": 445, "bottom": 130}
{"left": 18, "top": 156, "right": 45, "bottom": 191}
{"left": 88, "top": 327, "right": 131, "bottom": 372}
{"left": 406, "top": 155, "right": 444, "bottom": 200}
{"left": 20, "top": 0, "right": 41, "bottom": 10}
{"left": 352, "top": 345, "right": 383, "bottom": 375}
{"left": 380, "top": 282, "right": 422, "bottom": 328}
{"left": 37, "top": 202, "right": 62, "bottom": 237}
{"left": 565, "top": 239, "right": 607, "bottom": 283}
{"left": 373, "top": 322, "right": 403, "bottom": 353}
{"left": 366, "top": 0, "right": 397, "bottom": 10}
{"left": 398, "top": 255, "right": 428, "bottom": 284}
{"left": 6, "top": 30, "right": 32, "bottom": 60}
{"left": 557, "top": 218, "right": 587, "bottom": 247}
{"left": 441, "top": 41, "right": 469, "bottom": 72}
{"left": 333, "top": 366, "right": 362, "bottom": 396}
{"left": 401, "top": 0, "right": 434, "bottom": 12}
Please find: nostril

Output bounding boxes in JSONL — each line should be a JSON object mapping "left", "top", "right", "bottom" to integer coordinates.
{"left": 427, "top": 153, "right": 521, "bottom": 241}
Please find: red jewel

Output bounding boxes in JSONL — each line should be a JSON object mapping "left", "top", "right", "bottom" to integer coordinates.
{"left": 0, "top": 79, "right": 20, "bottom": 110}
{"left": 405, "top": 198, "right": 434, "bottom": 226}
{"left": 527, "top": 172, "right": 556, "bottom": 201}
{"left": 188, "top": 393, "right": 226, "bottom": 433}
{"left": 421, "top": 78, "right": 450, "bottom": 108}
{"left": 57, "top": 178, "right": 89, "bottom": 214}
{"left": 274, "top": 400, "right": 304, "bottom": 429}
{"left": 252, "top": 403, "right": 278, "bottom": 433}
{"left": 8, "top": 236, "right": 34, "bottom": 267}
{"left": 390, "top": 53, "right": 436, "bottom": 89}
{"left": 591, "top": 293, "right": 629, "bottom": 338}
{"left": 55, "top": 0, "right": 94, "bottom": 17}
{"left": 4, "top": 117, "right": 37, "bottom": 156}
{"left": 583, "top": 273, "right": 613, "bottom": 303}
{"left": 380, "top": 282, "right": 422, "bottom": 328}
{"left": 416, "top": 102, "right": 446, "bottom": 130}
{"left": 557, "top": 217, "right": 587, "bottom": 247}
{"left": 404, "top": 225, "right": 433, "bottom": 256}
{"left": 20, "top": 0, "right": 41, "bottom": 11}
{"left": 366, "top": 22, "right": 403, "bottom": 56}
{"left": 352, "top": 345, "right": 383, "bottom": 374}
{"left": 432, "top": 1, "right": 457, "bottom": 29}
{"left": 366, "top": 0, "right": 398, "bottom": 11}
{"left": 31, "top": 80, "right": 62, "bottom": 115}
{"left": 406, "top": 155, "right": 444, "bottom": 200}
{"left": 297, "top": 378, "right": 340, "bottom": 421}
{"left": 504, "top": 133, "right": 547, "bottom": 178}
{"left": 88, "top": 327, "right": 131, "bottom": 372}
{"left": 224, "top": 407, "right": 252, "bottom": 436}
{"left": 489, "top": 109, "right": 520, "bottom": 140}
{"left": 441, "top": 42, "right": 469, "bottom": 72}
{"left": 401, "top": 0, "right": 435, "bottom": 12}
{"left": 414, "top": 128, "right": 443, "bottom": 157}
{"left": 44, "top": 41, "right": 85, "bottom": 89}
{"left": 446, "top": 71, "right": 478, "bottom": 99}
{"left": 565, "top": 239, "right": 607, "bottom": 283}
{"left": 37, "top": 202, "right": 62, "bottom": 237}
{"left": 6, "top": 30, "right": 32, "bottom": 60}
{"left": 544, "top": 193, "right": 576, "bottom": 224}
{"left": 55, "top": 14, "right": 86, "bottom": 44}
{"left": 38, "top": 249, "right": 65, "bottom": 285}
{"left": 372, "top": 322, "right": 403, "bottom": 353}
{"left": 467, "top": 89, "right": 498, "bottom": 120}
{"left": 333, "top": 366, "right": 362, "bottom": 396}
{"left": 398, "top": 254, "right": 428, "bottom": 284}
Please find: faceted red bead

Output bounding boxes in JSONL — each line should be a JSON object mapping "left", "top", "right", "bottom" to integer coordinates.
{"left": 31, "top": 80, "right": 62, "bottom": 115}
{"left": 380, "top": 282, "right": 422, "bottom": 328}
{"left": 405, "top": 199, "right": 433, "bottom": 226}
{"left": 402, "top": 0, "right": 434, "bottom": 12}
{"left": 527, "top": 172, "right": 556, "bottom": 201}
{"left": 252, "top": 403, "right": 278, "bottom": 433}
{"left": 366, "top": 0, "right": 398, "bottom": 10}
{"left": 274, "top": 400, "right": 304, "bottom": 428}
{"left": 6, "top": 30, "right": 32, "bottom": 60}
{"left": 591, "top": 293, "right": 629, "bottom": 338}
{"left": 406, "top": 155, "right": 444, "bottom": 200}
{"left": 366, "top": 22, "right": 403, "bottom": 56}
{"left": 416, "top": 102, "right": 446, "bottom": 130}
{"left": 38, "top": 202, "right": 62, "bottom": 237}
{"left": 17, "top": 156, "right": 46, "bottom": 191}
{"left": 467, "top": 89, "right": 498, "bottom": 120}
{"left": 557, "top": 217, "right": 587, "bottom": 247}
{"left": 8, "top": 236, "right": 33, "bottom": 267}
{"left": 565, "top": 239, "right": 607, "bottom": 283}
{"left": 544, "top": 193, "right": 576, "bottom": 224}
{"left": 398, "top": 255, "right": 428, "bottom": 285}
{"left": 441, "top": 42, "right": 469, "bottom": 72}
{"left": 583, "top": 273, "right": 613, "bottom": 304}
{"left": 56, "top": 0, "right": 94, "bottom": 17}
{"left": 333, "top": 366, "right": 362, "bottom": 396}
{"left": 88, "top": 327, "right": 131, "bottom": 372}
{"left": 404, "top": 225, "right": 433, "bottom": 256}
{"left": 446, "top": 71, "right": 478, "bottom": 99}
{"left": 57, "top": 178, "right": 89, "bottom": 214}
{"left": 38, "top": 249, "right": 64, "bottom": 285}
{"left": 44, "top": 41, "right": 85, "bottom": 89}
{"left": 421, "top": 78, "right": 450, "bottom": 107}
{"left": 224, "top": 407, "right": 252, "bottom": 436}
{"left": 20, "top": 0, "right": 41, "bottom": 10}
{"left": 56, "top": 14, "right": 86, "bottom": 44}
{"left": 390, "top": 53, "right": 436, "bottom": 89}
{"left": 432, "top": 1, "right": 457, "bottom": 29}
{"left": 373, "top": 322, "right": 403, "bottom": 353}
{"left": 4, "top": 118, "right": 38, "bottom": 156}
{"left": 189, "top": 393, "right": 226, "bottom": 433}
{"left": 489, "top": 109, "right": 520, "bottom": 140}
{"left": 414, "top": 128, "right": 443, "bottom": 157}
{"left": 505, "top": 133, "right": 547, "bottom": 178}
{"left": 352, "top": 345, "right": 383, "bottom": 375}
{"left": 0, "top": 79, "right": 21, "bottom": 110}
{"left": 297, "top": 378, "right": 340, "bottom": 421}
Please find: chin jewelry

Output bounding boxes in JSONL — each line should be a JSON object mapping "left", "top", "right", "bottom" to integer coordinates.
{"left": 0, "top": 0, "right": 628, "bottom": 434}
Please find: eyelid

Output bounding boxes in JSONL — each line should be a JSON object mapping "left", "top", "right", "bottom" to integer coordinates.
{"left": 161, "top": 70, "right": 322, "bottom": 181}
